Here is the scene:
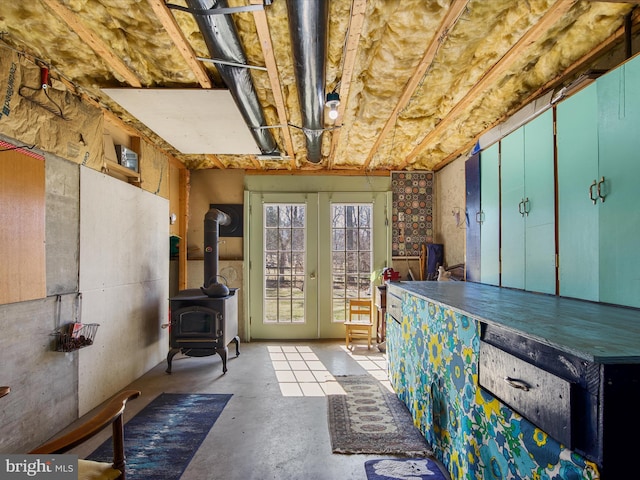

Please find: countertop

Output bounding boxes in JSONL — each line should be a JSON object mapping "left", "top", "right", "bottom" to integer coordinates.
{"left": 387, "top": 281, "right": 640, "bottom": 364}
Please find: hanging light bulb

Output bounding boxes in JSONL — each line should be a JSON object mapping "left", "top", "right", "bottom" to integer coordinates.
{"left": 326, "top": 92, "right": 340, "bottom": 120}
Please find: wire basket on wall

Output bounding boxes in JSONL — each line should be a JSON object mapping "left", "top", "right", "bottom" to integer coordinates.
{"left": 52, "top": 323, "right": 99, "bottom": 352}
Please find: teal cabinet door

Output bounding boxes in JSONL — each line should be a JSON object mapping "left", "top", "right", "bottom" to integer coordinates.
{"left": 480, "top": 143, "right": 500, "bottom": 286}
{"left": 556, "top": 82, "right": 599, "bottom": 301}
{"left": 500, "top": 110, "right": 556, "bottom": 294}
{"left": 500, "top": 127, "right": 525, "bottom": 290}
{"left": 523, "top": 109, "right": 556, "bottom": 295}
{"left": 598, "top": 56, "right": 640, "bottom": 308}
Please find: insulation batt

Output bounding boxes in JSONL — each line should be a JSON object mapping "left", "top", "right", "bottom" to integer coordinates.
{"left": 0, "top": 0, "right": 633, "bottom": 170}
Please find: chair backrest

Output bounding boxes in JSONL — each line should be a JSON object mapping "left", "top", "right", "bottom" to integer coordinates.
{"left": 30, "top": 390, "right": 140, "bottom": 480}
{"left": 348, "top": 299, "right": 372, "bottom": 323}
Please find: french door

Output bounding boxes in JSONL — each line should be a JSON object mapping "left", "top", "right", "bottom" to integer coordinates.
{"left": 247, "top": 191, "right": 388, "bottom": 340}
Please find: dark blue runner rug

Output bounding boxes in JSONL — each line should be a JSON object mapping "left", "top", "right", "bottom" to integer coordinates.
{"left": 88, "top": 392, "right": 232, "bottom": 480}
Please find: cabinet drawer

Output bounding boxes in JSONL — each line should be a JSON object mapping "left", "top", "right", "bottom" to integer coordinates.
{"left": 479, "top": 341, "right": 572, "bottom": 447}
{"left": 386, "top": 290, "right": 402, "bottom": 324}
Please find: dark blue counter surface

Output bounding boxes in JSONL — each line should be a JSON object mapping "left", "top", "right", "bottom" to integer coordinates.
{"left": 387, "top": 281, "right": 640, "bottom": 364}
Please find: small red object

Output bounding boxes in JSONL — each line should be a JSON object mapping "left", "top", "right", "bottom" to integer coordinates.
{"left": 382, "top": 268, "right": 400, "bottom": 281}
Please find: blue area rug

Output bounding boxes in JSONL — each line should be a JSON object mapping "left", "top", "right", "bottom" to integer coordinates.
{"left": 365, "top": 458, "right": 449, "bottom": 480}
{"left": 88, "top": 392, "right": 232, "bottom": 480}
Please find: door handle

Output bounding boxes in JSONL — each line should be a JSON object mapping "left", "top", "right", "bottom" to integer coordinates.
{"left": 523, "top": 197, "right": 530, "bottom": 216}
{"left": 476, "top": 211, "right": 483, "bottom": 224}
{"left": 597, "top": 176, "right": 606, "bottom": 203}
{"left": 589, "top": 180, "right": 597, "bottom": 204}
{"left": 518, "top": 199, "right": 525, "bottom": 217}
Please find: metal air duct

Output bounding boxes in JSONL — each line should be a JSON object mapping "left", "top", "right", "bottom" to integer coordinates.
{"left": 286, "top": 0, "right": 329, "bottom": 163}
{"left": 186, "top": 0, "right": 279, "bottom": 155}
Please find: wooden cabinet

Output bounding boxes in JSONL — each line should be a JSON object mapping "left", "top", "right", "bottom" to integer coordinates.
{"left": 500, "top": 109, "right": 556, "bottom": 294}
{"left": 557, "top": 53, "right": 640, "bottom": 308}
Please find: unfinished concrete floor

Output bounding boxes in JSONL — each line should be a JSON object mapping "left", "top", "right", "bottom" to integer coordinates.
{"left": 72, "top": 340, "right": 422, "bottom": 480}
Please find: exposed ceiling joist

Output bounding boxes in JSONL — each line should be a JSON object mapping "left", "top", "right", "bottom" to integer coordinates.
{"left": 401, "top": 0, "right": 578, "bottom": 168}
{"left": 327, "top": 0, "right": 368, "bottom": 170}
{"left": 2, "top": 1, "right": 637, "bottom": 173}
{"left": 432, "top": 6, "right": 640, "bottom": 172}
{"left": 41, "top": 0, "right": 142, "bottom": 87}
{"left": 250, "top": 0, "right": 296, "bottom": 170}
{"left": 147, "top": 0, "right": 213, "bottom": 88}
{"left": 250, "top": 155, "right": 263, "bottom": 170}
{"left": 205, "top": 154, "right": 226, "bottom": 169}
{"left": 362, "top": 0, "right": 469, "bottom": 170}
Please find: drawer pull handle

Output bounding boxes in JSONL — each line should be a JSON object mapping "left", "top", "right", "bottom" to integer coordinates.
{"left": 504, "top": 376, "right": 530, "bottom": 391}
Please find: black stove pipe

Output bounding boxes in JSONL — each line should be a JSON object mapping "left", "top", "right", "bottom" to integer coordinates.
{"left": 201, "top": 207, "right": 231, "bottom": 297}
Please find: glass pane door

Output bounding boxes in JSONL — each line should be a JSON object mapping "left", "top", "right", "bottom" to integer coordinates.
{"left": 264, "top": 203, "right": 306, "bottom": 324}
{"left": 330, "top": 204, "right": 372, "bottom": 322}
{"left": 248, "top": 192, "right": 318, "bottom": 340}
{"left": 248, "top": 191, "right": 389, "bottom": 340}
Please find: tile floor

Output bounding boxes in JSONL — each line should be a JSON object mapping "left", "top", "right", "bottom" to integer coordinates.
{"left": 72, "top": 340, "right": 418, "bottom": 480}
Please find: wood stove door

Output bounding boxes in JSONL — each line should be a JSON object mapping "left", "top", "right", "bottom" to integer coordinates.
{"left": 248, "top": 193, "right": 319, "bottom": 339}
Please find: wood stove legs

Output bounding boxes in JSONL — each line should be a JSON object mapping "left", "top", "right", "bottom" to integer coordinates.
{"left": 166, "top": 348, "right": 181, "bottom": 374}
{"left": 215, "top": 336, "right": 240, "bottom": 374}
{"left": 165, "top": 337, "right": 240, "bottom": 374}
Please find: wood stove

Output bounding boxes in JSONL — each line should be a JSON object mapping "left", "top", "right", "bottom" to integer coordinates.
{"left": 166, "top": 207, "right": 240, "bottom": 374}
{"left": 167, "top": 288, "right": 239, "bottom": 374}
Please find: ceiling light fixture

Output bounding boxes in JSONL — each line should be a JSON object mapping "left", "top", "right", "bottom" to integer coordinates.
{"left": 326, "top": 92, "right": 340, "bottom": 120}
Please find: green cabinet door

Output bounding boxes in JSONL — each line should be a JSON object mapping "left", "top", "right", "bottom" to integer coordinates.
{"left": 500, "top": 110, "right": 556, "bottom": 294}
{"left": 480, "top": 143, "right": 500, "bottom": 286}
{"left": 598, "top": 56, "right": 640, "bottom": 308}
{"left": 556, "top": 82, "right": 600, "bottom": 301}
{"left": 500, "top": 126, "right": 525, "bottom": 290}
{"left": 523, "top": 109, "right": 556, "bottom": 295}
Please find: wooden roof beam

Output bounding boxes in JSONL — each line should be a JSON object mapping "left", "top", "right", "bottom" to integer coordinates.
{"left": 41, "top": 0, "right": 142, "bottom": 88}
{"left": 362, "top": 0, "right": 469, "bottom": 170}
{"left": 327, "top": 0, "right": 368, "bottom": 169}
{"left": 205, "top": 154, "right": 227, "bottom": 169}
{"left": 250, "top": 0, "right": 296, "bottom": 170}
{"left": 401, "top": 0, "right": 577, "bottom": 168}
{"left": 147, "top": 0, "right": 213, "bottom": 88}
{"left": 430, "top": 7, "right": 640, "bottom": 173}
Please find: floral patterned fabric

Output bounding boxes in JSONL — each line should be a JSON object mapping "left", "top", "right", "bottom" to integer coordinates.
{"left": 386, "top": 292, "right": 600, "bottom": 480}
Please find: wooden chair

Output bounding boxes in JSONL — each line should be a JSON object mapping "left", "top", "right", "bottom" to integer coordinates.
{"left": 344, "top": 299, "right": 374, "bottom": 350}
{"left": 30, "top": 389, "right": 140, "bottom": 480}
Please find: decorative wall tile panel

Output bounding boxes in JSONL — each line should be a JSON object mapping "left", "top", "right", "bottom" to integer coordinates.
{"left": 391, "top": 172, "right": 434, "bottom": 257}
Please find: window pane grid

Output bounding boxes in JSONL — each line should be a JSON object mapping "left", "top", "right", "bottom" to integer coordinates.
{"left": 263, "top": 204, "right": 306, "bottom": 324}
{"left": 331, "top": 204, "right": 373, "bottom": 322}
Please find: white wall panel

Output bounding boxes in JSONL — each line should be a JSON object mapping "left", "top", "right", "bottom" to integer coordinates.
{"left": 78, "top": 167, "right": 168, "bottom": 415}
